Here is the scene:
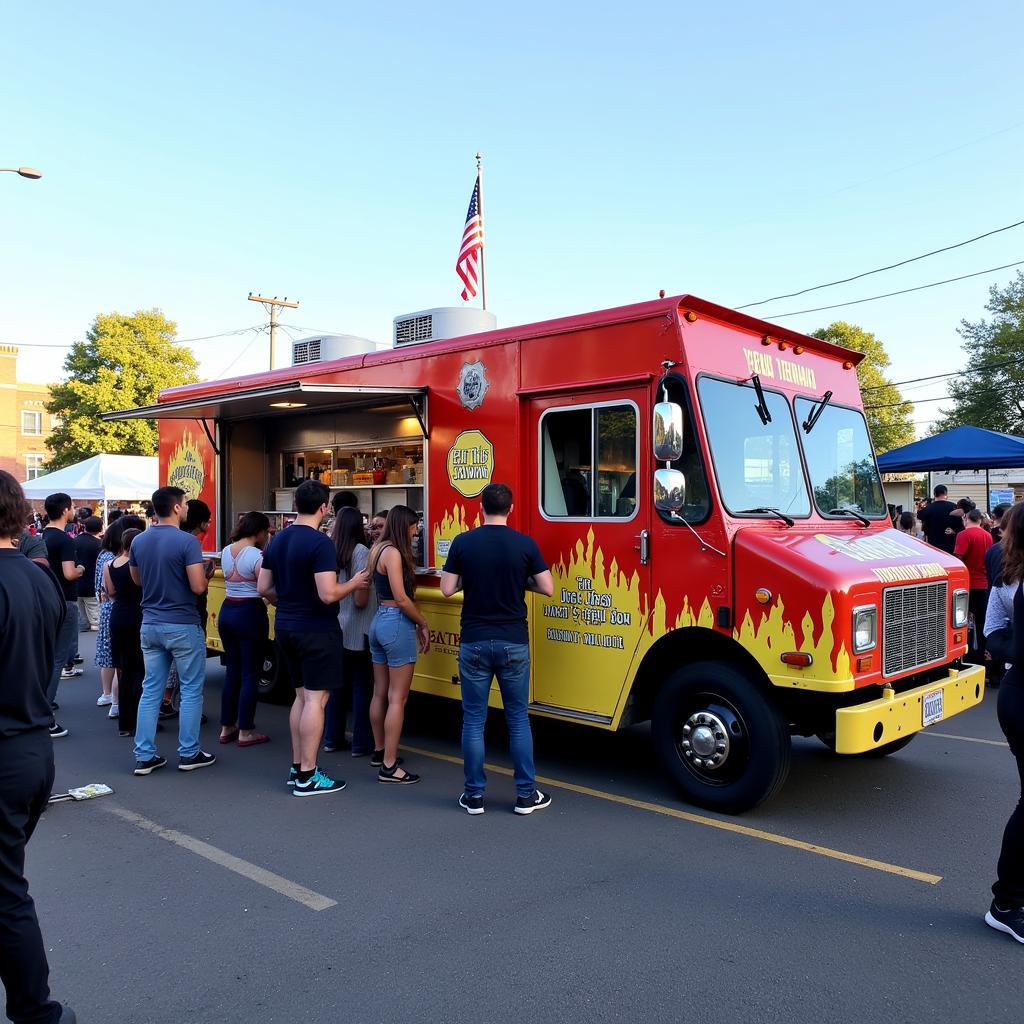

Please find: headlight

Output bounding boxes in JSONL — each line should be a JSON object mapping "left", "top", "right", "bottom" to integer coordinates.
{"left": 852, "top": 605, "right": 877, "bottom": 653}
{"left": 952, "top": 589, "right": 969, "bottom": 628}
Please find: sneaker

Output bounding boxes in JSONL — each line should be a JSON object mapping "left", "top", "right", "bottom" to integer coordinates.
{"left": 58, "top": 1005, "right": 77, "bottom": 1023}
{"left": 287, "top": 766, "right": 298, "bottom": 787}
{"left": 158, "top": 700, "right": 178, "bottom": 720}
{"left": 134, "top": 756, "right": 167, "bottom": 776}
{"left": 293, "top": 769, "right": 346, "bottom": 797}
{"left": 514, "top": 790, "right": 552, "bottom": 815}
{"left": 60, "top": 667, "right": 83, "bottom": 679}
{"left": 378, "top": 763, "right": 420, "bottom": 785}
{"left": 459, "top": 793, "right": 485, "bottom": 815}
{"left": 96, "top": 694, "right": 113, "bottom": 707}
{"left": 108, "top": 703, "right": 120, "bottom": 719}
{"left": 369, "top": 749, "right": 404, "bottom": 768}
{"left": 178, "top": 751, "right": 216, "bottom": 772}
{"left": 49, "top": 722, "right": 69, "bottom": 739}
{"left": 985, "top": 901, "right": 1024, "bottom": 943}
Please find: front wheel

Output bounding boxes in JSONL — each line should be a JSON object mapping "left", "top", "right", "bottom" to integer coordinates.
{"left": 651, "top": 661, "right": 791, "bottom": 814}
{"left": 257, "top": 643, "right": 292, "bottom": 705}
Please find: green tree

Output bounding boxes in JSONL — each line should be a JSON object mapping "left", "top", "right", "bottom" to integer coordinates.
{"left": 811, "top": 321, "right": 913, "bottom": 453}
{"left": 931, "top": 271, "right": 1024, "bottom": 435}
{"left": 45, "top": 309, "right": 199, "bottom": 469}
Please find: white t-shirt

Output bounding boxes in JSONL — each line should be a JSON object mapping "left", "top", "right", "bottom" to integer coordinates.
{"left": 221, "top": 543, "right": 264, "bottom": 599}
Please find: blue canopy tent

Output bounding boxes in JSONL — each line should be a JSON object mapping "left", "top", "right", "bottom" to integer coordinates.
{"left": 877, "top": 426, "right": 1024, "bottom": 508}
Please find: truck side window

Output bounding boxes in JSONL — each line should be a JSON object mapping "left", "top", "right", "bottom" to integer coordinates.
{"left": 541, "top": 403, "right": 637, "bottom": 519}
{"left": 659, "top": 377, "right": 711, "bottom": 524}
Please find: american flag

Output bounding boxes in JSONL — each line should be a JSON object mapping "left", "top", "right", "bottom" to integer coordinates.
{"left": 455, "top": 177, "right": 484, "bottom": 302}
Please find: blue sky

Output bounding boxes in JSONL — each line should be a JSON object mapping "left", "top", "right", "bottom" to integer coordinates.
{"left": 5, "top": 1, "right": 1023, "bottom": 434}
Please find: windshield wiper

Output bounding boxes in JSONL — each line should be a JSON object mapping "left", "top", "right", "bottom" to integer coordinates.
{"left": 736, "top": 507, "right": 794, "bottom": 526}
{"left": 828, "top": 507, "right": 871, "bottom": 527}
{"left": 802, "top": 390, "right": 833, "bottom": 433}
{"left": 750, "top": 374, "right": 772, "bottom": 425}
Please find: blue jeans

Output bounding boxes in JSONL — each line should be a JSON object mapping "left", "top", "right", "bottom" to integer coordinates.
{"left": 458, "top": 640, "right": 535, "bottom": 798}
{"left": 45, "top": 601, "right": 79, "bottom": 720}
{"left": 135, "top": 622, "right": 207, "bottom": 761}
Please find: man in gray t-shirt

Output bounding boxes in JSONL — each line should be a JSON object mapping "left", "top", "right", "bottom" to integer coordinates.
{"left": 128, "top": 486, "right": 213, "bottom": 776}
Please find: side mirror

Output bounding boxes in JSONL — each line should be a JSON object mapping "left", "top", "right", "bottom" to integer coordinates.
{"left": 654, "top": 402, "right": 684, "bottom": 462}
{"left": 654, "top": 468, "right": 686, "bottom": 514}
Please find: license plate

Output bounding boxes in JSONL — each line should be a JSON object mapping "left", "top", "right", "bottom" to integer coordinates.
{"left": 922, "top": 688, "right": 944, "bottom": 727}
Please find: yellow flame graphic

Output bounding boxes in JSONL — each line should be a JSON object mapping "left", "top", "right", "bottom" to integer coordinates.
{"left": 166, "top": 429, "right": 206, "bottom": 500}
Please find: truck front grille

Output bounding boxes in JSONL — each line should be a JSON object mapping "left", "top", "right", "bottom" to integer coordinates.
{"left": 882, "top": 581, "right": 948, "bottom": 677}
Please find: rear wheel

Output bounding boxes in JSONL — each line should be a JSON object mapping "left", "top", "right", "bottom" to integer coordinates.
{"left": 652, "top": 661, "right": 791, "bottom": 814}
{"left": 257, "top": 644, "right": 292, "bottom": 705}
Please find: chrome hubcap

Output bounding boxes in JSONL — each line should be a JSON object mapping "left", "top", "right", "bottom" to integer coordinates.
{"left": 680, "top": 711, "right": 731, "bottom": 770}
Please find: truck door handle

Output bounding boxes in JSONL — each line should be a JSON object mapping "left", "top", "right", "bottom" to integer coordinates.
{"left": 636, "top": 529, "right": 650, "bottom": 565}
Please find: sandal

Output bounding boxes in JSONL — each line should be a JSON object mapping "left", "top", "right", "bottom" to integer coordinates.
{"left": 237, "top": 732, "right": 270, "bottom": 748}
{"left": 378, "top": 762, "right": 420, "bottom": 785}
{"left": 219, "top": 728, "right": 239, "bottom": 745}
{"left": 370, "top": 749, "right": 403, "bottom": 768}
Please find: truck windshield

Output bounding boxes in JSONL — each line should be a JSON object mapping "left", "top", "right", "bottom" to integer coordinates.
{"left": 698, "top": 377, "right": 810, "bottom": 517}
{"left": 794, "top": 398, "right": 886, "bottom": 519}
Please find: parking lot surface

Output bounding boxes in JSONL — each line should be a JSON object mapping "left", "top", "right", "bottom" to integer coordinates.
{"left": 31, "top": 635, "right": 1024, "bottom": 1023}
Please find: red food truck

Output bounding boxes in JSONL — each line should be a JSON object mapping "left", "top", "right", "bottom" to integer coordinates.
{"left": 107, "top": 294, "right": 984, "bottom": 812}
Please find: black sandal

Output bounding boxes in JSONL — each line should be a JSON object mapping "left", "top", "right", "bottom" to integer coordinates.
{"left": 378, "top": 762, "right": 420, "bottom": 785}
{"left": 370, "top": 749, "right": 403, "bottom": 768}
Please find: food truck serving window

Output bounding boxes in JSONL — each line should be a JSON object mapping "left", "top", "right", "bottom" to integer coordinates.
{"left": 540, "top": 402, "right": 638, "bottom": 520}
{"left": 793, "top": 398, "right": 886, "bottom": 519}
{"left": 698, "top": 377, "right": 811, "bottom": 518}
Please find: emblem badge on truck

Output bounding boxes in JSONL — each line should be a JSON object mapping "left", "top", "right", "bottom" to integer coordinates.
{"left": 457, "top": 360, "right": 490, "bottom": 411}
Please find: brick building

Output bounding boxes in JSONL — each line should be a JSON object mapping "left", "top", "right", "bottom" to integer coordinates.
{"left": 0, "top": 345, "right": 57, "bottom": 482}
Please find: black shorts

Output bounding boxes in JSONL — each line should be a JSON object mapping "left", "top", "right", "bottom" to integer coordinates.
{"left": 275, "top": 627, "right": 344, "bottom": 691}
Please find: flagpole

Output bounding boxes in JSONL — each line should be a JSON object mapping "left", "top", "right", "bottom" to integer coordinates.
{"left": 476, "top": 152, "right": 487, "bottom": 311}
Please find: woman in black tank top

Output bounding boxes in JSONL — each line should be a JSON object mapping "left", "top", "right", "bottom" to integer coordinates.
{"left": 987, "top": 503, "right": 1024, "bottom": 941}
{"left": 103, "top": 527, "right": 146, "bottom": 737}
{"left": 367, "top": 506, "right": 428, "bottom": 784}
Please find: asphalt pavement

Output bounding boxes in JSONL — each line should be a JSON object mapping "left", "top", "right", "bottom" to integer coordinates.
{"left": 27, "top": 632, "right": 1024, "bottom": 1023}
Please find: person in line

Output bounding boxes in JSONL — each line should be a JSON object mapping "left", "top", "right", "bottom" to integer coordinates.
{"left": 955, "top": 508, "right": 994, "bottom": 666}
{"left": 258, "top": 480, "right": 368, "bottom": 797}
{"left": 324, "top": 507, "right": 376, "bottom": 757}
{"left": 74, "top": 516, "right": 102, "bottom": 632}
{"left": 129, "top": 486, "right": 213, "bottom": 776}
{"left": 160, "top": 499, "right": 215, "bottom": 720}
{"left": 105, "top": 527, "right": 146, "bottom": 738}
{"left": 367, "top": 505, "right": 428, "bottom": 784}
{"left": 441, "top": 483, "right": 554, "bottom": 815}
{"left": 987, "top": 504, "right": 1013, "bottom": 585}
{"left": 218, "top": 511, "right": 271, "bottom": 748}
{"left": 331, "top": 490, "right": 359, "bottom": 516}
{"left": 42, "top": 493, "right": 83, "bottom": 739}
{"left": 984, "top": 502, "right": 1024, "bottom": 943}
{"left": 896, "top": 511, "right": 917, "bottom": 537}
{"left": 917, "top": 484, "right": 962, "bottom": 554}
{"left": 0, "top": 471, "right": 76, "bottom": 1024}
{"left": 367, "top": 510, "right": 388, "bottom": 548}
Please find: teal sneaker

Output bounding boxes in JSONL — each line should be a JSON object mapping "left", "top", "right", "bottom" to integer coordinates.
{"left": 292, "top": 769, "right": 346, "bottom": 798}
{"left": 287, "top": 766, "right": 298, "bottom": 787}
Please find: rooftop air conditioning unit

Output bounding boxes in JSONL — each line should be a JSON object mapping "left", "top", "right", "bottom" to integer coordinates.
{"left": 392, "top": 307, "right": 496, "bottom": 348}
{"left": 291, "top": 334, "right": 377, "bottom": 366}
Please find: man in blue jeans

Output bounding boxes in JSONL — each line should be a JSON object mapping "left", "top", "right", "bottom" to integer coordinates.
{"left": 129, "top": 486, "right": 214, "bottom": 776}
{"left": 441, "top": 482, "right": 554, "bottom": 815}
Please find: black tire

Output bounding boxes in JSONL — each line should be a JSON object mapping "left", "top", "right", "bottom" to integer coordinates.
{"left": 257, "top": 644, "right": 292, "bottom": 705}
{"left": 815, "top": 731, "right": 917, "bottom": 758}
{"left": 651, "top": 661, "right": 791, "bottom": 814}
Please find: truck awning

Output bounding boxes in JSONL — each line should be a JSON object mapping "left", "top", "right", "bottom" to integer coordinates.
{"left": 102, "top": 382, "right": 428, "bottom": 430}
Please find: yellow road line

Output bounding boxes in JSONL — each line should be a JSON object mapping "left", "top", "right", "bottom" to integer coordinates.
{"left": 401, "top": 744, "right": 942, "bottom": 885}
{"left": 923, "top": 731, "right": 1007, "bottom": 747}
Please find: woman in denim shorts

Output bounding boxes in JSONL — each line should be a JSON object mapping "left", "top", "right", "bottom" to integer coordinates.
{"left": 367, "top": 505, "right": 429, "bottom": 784}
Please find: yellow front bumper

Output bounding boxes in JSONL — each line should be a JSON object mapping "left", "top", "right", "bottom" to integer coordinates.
{"left": 834, "top": 663, "right": 985, "bottom": 754}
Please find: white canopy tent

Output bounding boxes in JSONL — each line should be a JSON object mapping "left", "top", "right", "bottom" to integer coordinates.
{"left": 22, "top": 454, "right": 158, "bottom": 521}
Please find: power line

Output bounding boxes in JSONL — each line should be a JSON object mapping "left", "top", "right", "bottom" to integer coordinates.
{"left": 865, "top": 379, "right": 1024, "bottom": 410}
{"left": 737, "top": 218, "right": 1024, "bottom": 310}
{"left": 7, "top": 324, "right": 268, "bottom": 350}
{"left": 862, "top": 357, "right": 1022, "bottom": 392}
{"left": 762, "top": 259, "right": 1024, "bottom": 318}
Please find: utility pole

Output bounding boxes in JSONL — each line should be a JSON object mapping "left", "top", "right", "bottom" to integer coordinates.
{"left": 248, "top": 293, "right": 299, "bottom": 370}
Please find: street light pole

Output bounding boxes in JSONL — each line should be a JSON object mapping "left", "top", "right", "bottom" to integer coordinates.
{"left": 0, "top": 167, "right": 43, "bottom": 179}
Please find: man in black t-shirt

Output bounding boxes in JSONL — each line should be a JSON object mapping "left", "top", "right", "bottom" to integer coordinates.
{"left": 0, "top": 471, "right": 76, "bottom": 1024}
{"left": 42, "top": 493, "right": 84, "bottom": 737}
{"left": 74, "top": 516, "right": 102, "bottom": 631}
{"left": 441, "top": 483, "right": 554, "bottom": 816}
{"left": 917, "top": 484, "right": 963, "bottom": 554}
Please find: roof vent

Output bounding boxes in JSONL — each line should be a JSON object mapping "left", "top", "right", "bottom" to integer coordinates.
{"left": 291, "top": 334, "right": 376, "bottom": 365}
{"left": 392, "top": 307, "right": 496, "bottom": 348}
